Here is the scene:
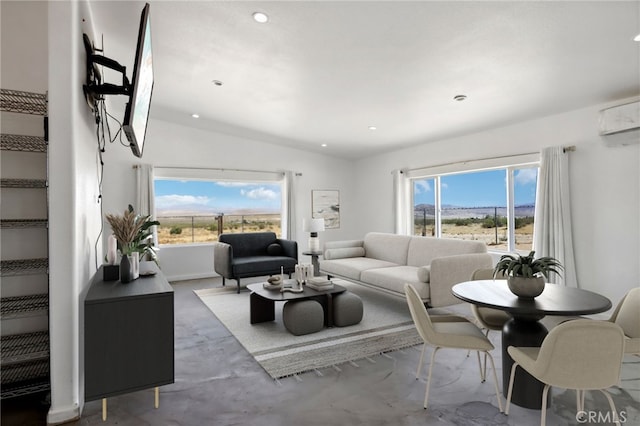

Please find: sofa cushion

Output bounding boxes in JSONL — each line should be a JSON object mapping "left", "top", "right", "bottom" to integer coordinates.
{"left": 321, "top": 257, "right": 398, "bottom": 281}
{"left": 267, "top": 243, "right": 283, "bottom": 256}
{"left": 361, "top": 266, "right": 430, "bottom": 300}
{"left": 406, "top": 236, "right": 486, "bottom": 267}
{"left": 324, "top": 247, "right": 365, "bottom": 260}
{"left": 363, "top": 233, "right": 411, "bottom": 265}
{"left": 219, "top": 232, "right": 277, "bottom": 257}
{"left": 417, "top": 265, "right": 431, "bottom": 283}
{"left": 324, "top": 239, "right": 364, "bottom": 250}
{"left": 233, "top": 255, "right": 297, "bottom": 277}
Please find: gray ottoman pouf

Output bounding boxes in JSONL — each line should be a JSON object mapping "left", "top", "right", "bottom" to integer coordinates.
{"left": 283, "top": 300, "right": 324, "bottom": 335}
{"left": 333, "top": 292, "right": 363, "bottom": 327}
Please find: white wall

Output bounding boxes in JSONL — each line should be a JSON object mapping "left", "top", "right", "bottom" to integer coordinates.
{"left": 101, "top": 118, "right": 358, "bottom": 281}
{"left": 48, "top": 0, "right": 103, "bottom": 423}
{"left": 353, "top": 100, "right": 640, "bottom": 305}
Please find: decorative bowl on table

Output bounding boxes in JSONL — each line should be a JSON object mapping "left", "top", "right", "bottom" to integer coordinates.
{"left": 507, "top": 276, "right": 545, "bottom": 299}
{"left": 263, "top": 276, "right": 283, "bottom": 291}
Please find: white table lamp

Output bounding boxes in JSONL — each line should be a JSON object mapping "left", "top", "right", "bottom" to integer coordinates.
{"left": 303, "top": 218, "right": 325, "bottom": 252}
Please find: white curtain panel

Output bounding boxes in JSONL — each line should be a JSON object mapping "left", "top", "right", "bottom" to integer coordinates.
{"left": 533, "top": 146, "right": 578, "bottom": 287}
{"left": 392, "top": 169, "right": 410, "bottom": 235}
{"left": 282, "top": 171, "right": 296, "bottom": 240}
{"left": 135, "top": 163, "right": 157, "bottom": 243}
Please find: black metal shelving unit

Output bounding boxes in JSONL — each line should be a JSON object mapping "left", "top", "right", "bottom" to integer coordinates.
{"left": 0, "top": 88, "right": 50, "bottom": 399}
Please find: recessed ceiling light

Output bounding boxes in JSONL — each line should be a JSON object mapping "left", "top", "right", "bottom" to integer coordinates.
{"left": 212, "top": 80, "right": 223, "bottom": 86}
{"left": 453, "top": 94, "right": 467, "bottom": 102}
{"left": 634, "top": 33, "right": 640, "bottom": 42}
{"left": 368, "top": 126, "right": 377, "bottom": 131}
{"left": 252, "top": 12, "right": 269, "bottom": 23}
{"left": 191, "top": 113, "right": 200, "bottom": 119}
{"left": 321, "top": 143, "right": 327, "bottom": 147}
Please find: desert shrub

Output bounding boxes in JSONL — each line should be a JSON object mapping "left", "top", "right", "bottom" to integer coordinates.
{"left": 482, "top": 215, "right": 506, "bottom": 228}
{"left": 515, "top": 217, "right": 534, "bottom": 229}
{"left": 207, "top": 223, "right": 218, "bottom": 232}
{"left": 170, "top": 226, "right": 182, "bottom": 235}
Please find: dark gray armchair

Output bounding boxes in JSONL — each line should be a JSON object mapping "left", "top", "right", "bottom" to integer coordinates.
{"left": 213, "top": 232, "right": 298, "bottom": 293}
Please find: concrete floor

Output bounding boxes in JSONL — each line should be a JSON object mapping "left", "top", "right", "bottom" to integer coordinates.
{"left": 3, "top": 277, "right": 638, "bottom": 425}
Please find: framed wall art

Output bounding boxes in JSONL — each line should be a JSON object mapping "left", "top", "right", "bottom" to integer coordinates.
{"left": 312, "top": 190, "right": 340, "bottom": 229}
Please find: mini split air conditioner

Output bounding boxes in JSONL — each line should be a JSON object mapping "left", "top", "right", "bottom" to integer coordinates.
{"left": 599, "top": 101, "right": 640, "bottom": 146}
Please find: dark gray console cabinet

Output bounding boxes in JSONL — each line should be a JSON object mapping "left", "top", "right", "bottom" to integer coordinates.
{"left": 84, "top": 262, "right": 174, "bottom": 402}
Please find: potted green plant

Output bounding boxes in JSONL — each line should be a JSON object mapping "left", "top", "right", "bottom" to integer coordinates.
{"left": 130, "top": 210, "right": 160, "bottom": 264}
{"left": 493, "top": 251, "right": 563, "bottom": 298}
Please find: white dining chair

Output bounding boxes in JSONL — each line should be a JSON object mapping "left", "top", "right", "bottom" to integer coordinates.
{"left": 404, "top": 283, "right": 503, "bottom": 412}
{"left": 505, "top": 319, "right": 625, "bottom": 426}
{"left": 608, "top": 287, "right": 640, "bottom": 355}
{"left": 468, "top": 268, "right": 511, "bottom": 379}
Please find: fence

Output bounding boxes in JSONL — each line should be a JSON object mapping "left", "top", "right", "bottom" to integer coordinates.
{"left": 156, "top": 214, "right": 281, "bottom": 245}
{"left": 413, "top": 205, "right": 535, "bottom": 250}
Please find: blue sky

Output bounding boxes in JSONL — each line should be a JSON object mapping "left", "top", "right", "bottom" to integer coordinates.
{"left": 414, "top": 167, "right": 538, "bottom": 207}
{"left": 154, "top": 180, "right": 281, "bottom": 215}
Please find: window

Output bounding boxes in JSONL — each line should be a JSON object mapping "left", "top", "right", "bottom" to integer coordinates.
{"left": 412, "top": 177, "right": 436, "bottom": 237}
{"left": 410, "top": 163, "right": 538, "bottom": 253}
{"left": 512, "top": 167, "right": 538, "bottom": 250}
{"left": 441, "top": 169, "right": 508, "bottom": 248}
{"left": 154, "top": 178, "right": 283, "bottom": 245}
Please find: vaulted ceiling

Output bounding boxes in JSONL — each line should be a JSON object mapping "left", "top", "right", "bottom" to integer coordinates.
{"left": 89, "top": 1, "right": 640, "bottom": 159}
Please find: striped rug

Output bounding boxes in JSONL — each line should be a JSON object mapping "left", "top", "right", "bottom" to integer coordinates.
{"left": 195, "top": 280, "right": 423, "bottom": 379}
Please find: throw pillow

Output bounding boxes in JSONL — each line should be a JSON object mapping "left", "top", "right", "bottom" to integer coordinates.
{"left": 267, "top": 243, "right": 283, "bottom": 256}
{"left": 417, "top": 266, "right": 431, "bottom": 283}
{"left": 325, "top": 247, "right": 365, "bottom": 260}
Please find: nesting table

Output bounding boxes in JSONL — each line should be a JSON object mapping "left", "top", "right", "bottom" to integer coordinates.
{"left": 247, "top": 282, "right": 346, "bottom": 327}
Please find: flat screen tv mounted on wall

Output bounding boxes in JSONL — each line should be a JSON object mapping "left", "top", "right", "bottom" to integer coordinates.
{"left": 82, "top": 3, "right": 153, "bottom": 159}
{"left": 123, "top": 3, "right": 153, "bottom": 158}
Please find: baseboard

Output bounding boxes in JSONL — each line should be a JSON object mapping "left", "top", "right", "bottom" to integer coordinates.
{"left": 47, "top": 403, "right": 80, "bottom": 425}
{"left": 166, "top": 272, "right": 218, "bottom": 282}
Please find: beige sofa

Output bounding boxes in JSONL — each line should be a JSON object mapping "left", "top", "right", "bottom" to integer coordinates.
{"left": 319, "top": 232, "right": 492, "bottom": 307}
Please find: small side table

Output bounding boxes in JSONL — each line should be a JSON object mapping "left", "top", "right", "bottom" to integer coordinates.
{"left": 302, "top": 250, "right": 323, "bottom": 276}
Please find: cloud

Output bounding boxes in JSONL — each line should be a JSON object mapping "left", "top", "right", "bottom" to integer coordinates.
{"left": 515, "top": 169, "right": 537, "bottom": 186}
{"left": 155, "top": 194, "right": 212, "bottom": 208}
{"left": 240, "top": 187, "right": 278, "bottom": 201}
{"left": 216, "top": 182, "right": 253, "bottom": 188}
{"left": 414, "top": 180, "right": 432, "bottom": 194}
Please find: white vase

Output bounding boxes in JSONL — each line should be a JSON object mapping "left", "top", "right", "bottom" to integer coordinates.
{"left": 107, "top": 235, "right": 118, "bottom": 265}
{"left": 131, "top": 252, "right": 140, "bottom": 279}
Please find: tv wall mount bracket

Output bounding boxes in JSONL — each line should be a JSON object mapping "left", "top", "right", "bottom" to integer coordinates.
{"left": 83, "top": 33, "right": 131, "bottom": 109}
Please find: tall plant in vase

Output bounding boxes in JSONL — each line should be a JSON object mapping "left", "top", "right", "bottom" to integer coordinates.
{"left": 106, "top": 205, "right": 160, "bottom": 282}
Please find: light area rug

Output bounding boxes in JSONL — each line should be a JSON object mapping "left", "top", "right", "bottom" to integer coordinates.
{"left": 194, "top": 280, "right": 423, "bottom": 379}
